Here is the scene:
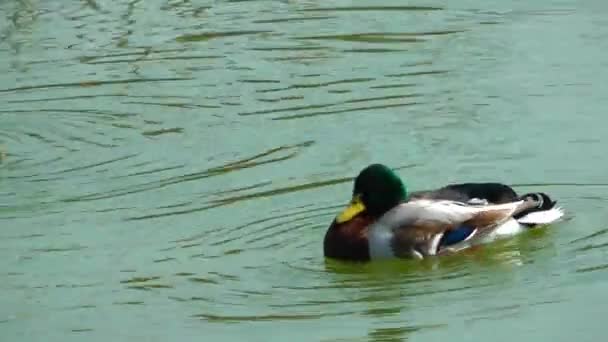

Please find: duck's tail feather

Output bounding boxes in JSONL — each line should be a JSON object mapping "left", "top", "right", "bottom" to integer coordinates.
{"left": 512, "top": 192, "right": 564, "bottom": 225}
{"left": 436, "top": 193, "right": 564, "bottom": 256}
{"left": 516, "top": 206, "right": 565, "bottom": 225}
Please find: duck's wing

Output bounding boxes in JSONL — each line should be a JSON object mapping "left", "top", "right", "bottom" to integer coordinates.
{"left": 381, "top": 200, "right": 536, "bottom": 258}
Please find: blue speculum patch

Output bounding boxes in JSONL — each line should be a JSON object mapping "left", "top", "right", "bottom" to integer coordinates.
{"left": 439, "top": 225, "right": 476, "bottom": 246}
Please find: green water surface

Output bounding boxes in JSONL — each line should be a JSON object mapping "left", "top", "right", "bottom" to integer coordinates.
{"left": 2, "top": 0, "right": 608, "bottom": 341}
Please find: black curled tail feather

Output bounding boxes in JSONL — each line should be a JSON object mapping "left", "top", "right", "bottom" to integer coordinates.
{"left": 522, "top": 192, "right": 557, "bottom": 210}
{"left": 514, "top": 192, "right": 557, "bottom": 219}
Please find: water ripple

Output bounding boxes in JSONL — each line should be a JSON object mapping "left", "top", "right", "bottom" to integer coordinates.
{"left": 193, "top": 311, "right": 357, "bottom": 323}
{"left": 299, "top": 6, "right": 444, "bottom": 12}
{"left": 242, "top": 93, "right": 421, "bottom": 117}
{"left": 576, "top": 263, "right": 608, "bottom": 273}
{"left": 65, "top": 141, "right": 313, "bottom": 204}
{"left": 253, "top": 16, "right": 336, "bottom": 24}
{"left": 273, "top": 101, "right": 420, "bottom": 121}
{"left": 296, "top": 31, "right": 464, "bottom": 43}
{"left": 0, "top": 77, "right": 193, "bottom": 93}
{"left": 175, "top": 30, "right": 273, "bottom": 42}
{"left": 0, "top": 0, "right": 593, "bottom": 340}
{"left": 126, "top": 176, "right": 345, "bottom": 221}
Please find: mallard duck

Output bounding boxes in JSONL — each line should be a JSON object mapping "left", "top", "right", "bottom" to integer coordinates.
{"left": 323, "top": 164, "right": 564, "bottom": 261}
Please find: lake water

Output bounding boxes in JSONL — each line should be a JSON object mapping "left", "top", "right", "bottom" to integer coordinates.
{"left": 2, "top": 0, "right": 608, "bottom": 341}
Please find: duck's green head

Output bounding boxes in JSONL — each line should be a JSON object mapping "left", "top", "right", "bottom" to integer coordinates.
{"left": 336, "top": 164, "right": 407, "bottom": 223}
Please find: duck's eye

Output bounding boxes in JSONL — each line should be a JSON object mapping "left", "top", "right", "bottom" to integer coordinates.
{"left": 351, "top": 194, "right": 362, "bottom": 204}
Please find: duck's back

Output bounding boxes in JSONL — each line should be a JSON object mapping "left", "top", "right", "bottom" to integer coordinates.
{"left": 409, "top": 183, "right": 518, "bottom": 204}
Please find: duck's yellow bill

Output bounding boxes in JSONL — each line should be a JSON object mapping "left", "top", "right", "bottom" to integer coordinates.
{"left": 336, "top": 195, "right": 366, "bottom": 223}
